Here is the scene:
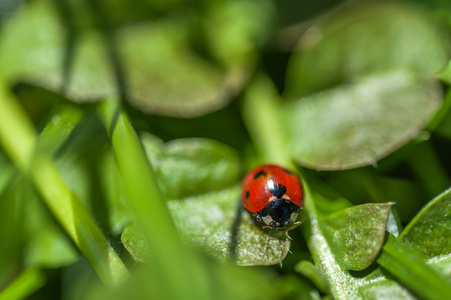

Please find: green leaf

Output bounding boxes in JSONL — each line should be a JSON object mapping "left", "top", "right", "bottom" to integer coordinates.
{"left": 400, "top": 187, "right": 451, "bottom": 275}
{"left": 151, "top": 138, "right": 242, "bottom": 200}
{"left": 100, "top": 149, "right": 133, "bottom": 235}
{"left": 283, "top": 71, "right": 442, "bottom": 169}
{"left": 118, "top": 21, "right": 244, "bottom": 117}
{"left": 365, "top": 188, "right": 451, "bottom": 300}
{"left": 24, "top": 190, "right": 79, "bottom": 269}
{"left": 243, "top": 75, "right": 292, "bottom": 166}
{"left": 102, "top": 100, "right": 214, "bottom": 300}
{"left": 285, "top": 1, "right": 450, "bottom": 98}
{"left": 0, "top": 176, "right": 26, "bottom": 283}
{"left": 168, "top": 185, "right": 291, "bottom": 266}
{"left": 300, "top": 181, "right": 398, "bottom": 299}
{"left": 122, "top": 135, "right": 292, "bottom": 266}
{"left": 322, "top": 203, "right": 392, "bottom": 271}
{"left": 120, "top": 225, "right": 149, "bottom": 263}
{"left": 378, "top": 237, "right": 451, "bottom": 300}
{"left": 202, "top": 0, "right": 274, "bottom": 68}
{"left": 0, "top": 0, "right": 258, "bottom": 117}
{"left": 295, "top": 260, "right": 329, "bottom": 294}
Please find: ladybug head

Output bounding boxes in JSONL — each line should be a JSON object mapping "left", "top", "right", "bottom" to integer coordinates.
{"left": 255, "top": 199, "right": 301, "bottom": 230}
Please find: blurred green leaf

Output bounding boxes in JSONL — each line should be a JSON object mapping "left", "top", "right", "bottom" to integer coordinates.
{"left": 24, "top": 190, "right": 79, "bottom": 269}
{"left": 273, "top": 274, "right": 320, "bottom": 300}
{"left": 0, "top": 79, "right": 129, "bottom": 286}
{"left": 281, "top": 0, "right": 449, "bottom": 170}
{"left": 0, "top": 176, "right": 25, "bottom": 288}
{"left": 118, "top": 21, "right": 244, "bottom": 117}
{"left": 100, "top": 149, "right": 133, "bottom": 235}
{"left": 295, "top": 260, "right": 329, "bottom": 294}
{"left": 120, "top": 225, "right": 149, "bottom": 263}
{"left": 102, "top": 100, "right": 214, "bottom": 299}
{"left": 152, "top": 138, "right": 242, "bottom": 200}
{"left": 202, "top": 0, "right": 274, "bottom": 68}
{"left": 283, "top": 71, "right": 442, "bottom": 169}
{"left": 84, "top": 258, "right": 279, "bottom": 300}
{"left": 0, "top": 153, "right": 15, "bottom": 195}
{"left": 0, "top": 0, "right": 268, "bottom": 117}
{"left": 285, "top": 1, "right": 450, "bottom": 98}
{"left": 0, "top": 269, "right": 46, "bottom": 300}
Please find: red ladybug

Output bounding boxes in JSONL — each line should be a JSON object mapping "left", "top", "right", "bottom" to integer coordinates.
{"left": 241, "top": 164, "right": 304, "bottom": 230}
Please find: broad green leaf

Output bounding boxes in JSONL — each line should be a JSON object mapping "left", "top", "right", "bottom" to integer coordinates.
{"left": 300, "top": 180, "right": 400, "bottom": 299}
{"left": 400, "top": 187, "right": 451, "bottom": 276}
{"left": 117, "top": 21, "right": 243, "bottom": 117}
{"left": 121, "top": 135, "right": 292, "bottom": 266}
{"left": 152, "top": 138, "right": 242, "bottom": 200}
{"left": 0, "top": 0, "right": 258, "bottom": 117}
{"left": 283, "top": 71, "right": 441, "bottom": 169}
{"left": 123, "top": 185, "right": 292, "bottom": 266}
{"left": 168, "top": 185, "right": 291, "bottom": 266}
{"left": 378, "top": 237, "right": 451, "bottom": 300}
{"left": 285, "top": 1, "right": 450, "bottom": 98}
{"left": 322, "top": 203, "right": 391, "bottom": 271}
{"left": 361, "top": 188, "right": 451, "bottom": 300}
{"left": 202, "top": 0, "right": 274, "bottom": 68}
{"left": 0, "top": 1, "right": 115, "bottom": 100}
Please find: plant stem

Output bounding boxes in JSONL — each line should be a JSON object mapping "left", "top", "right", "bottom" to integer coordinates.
{"left": 242, "top": 74, "right": 292, "bottom": 167}
{"left": 0, "top": 269, "right": 45, "bottom": 300}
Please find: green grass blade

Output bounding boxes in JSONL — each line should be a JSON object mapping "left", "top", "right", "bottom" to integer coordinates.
{"left": 378, "top": 236, "right": 451, "bottom": 300}
{"left": 242, "top": 74, "right": 292, "bottom": 167}
{"left": 0, "top": 269, "right": 45, "bottom": 300}
{"left": 0, "top": 81, "right": 128, "bottom": 286}
{"left": 100, "top": 100, "right": 211, "bottom": 299}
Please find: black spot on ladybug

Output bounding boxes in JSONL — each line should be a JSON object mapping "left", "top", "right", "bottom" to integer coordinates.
{"left": 253, "top": 170, "right": 266, "bottom": 179}
{"left": 278, "top": 185, "right": 287, "bottom": 198}
{"left": 268, "top": 183, "right": 287, "bottom": 198}
{"left": 282, "top": 168, "right": 294, "bottom": 175}
{"left": 246, "top": 191, "right": 250, "bottom": 199}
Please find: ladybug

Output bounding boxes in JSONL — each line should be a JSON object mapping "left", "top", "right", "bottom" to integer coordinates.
{"left": 241, "top": 164, "right": 304, "bottom": 230}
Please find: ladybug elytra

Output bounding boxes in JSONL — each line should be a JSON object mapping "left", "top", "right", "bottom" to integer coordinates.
{"left": 241, "top": 164, "right": 304, "bottom": 230}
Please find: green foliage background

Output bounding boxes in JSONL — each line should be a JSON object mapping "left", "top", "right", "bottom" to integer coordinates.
{"left": 0, "top": 0, "right": 451, "bottom": 299}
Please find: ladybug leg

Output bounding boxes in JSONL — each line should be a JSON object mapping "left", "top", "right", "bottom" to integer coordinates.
{"left": 229, "top": 199, "right": 244, "bottom": 263}
{"left": 286, "top": 231, "right": 292, "bottom": 240}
